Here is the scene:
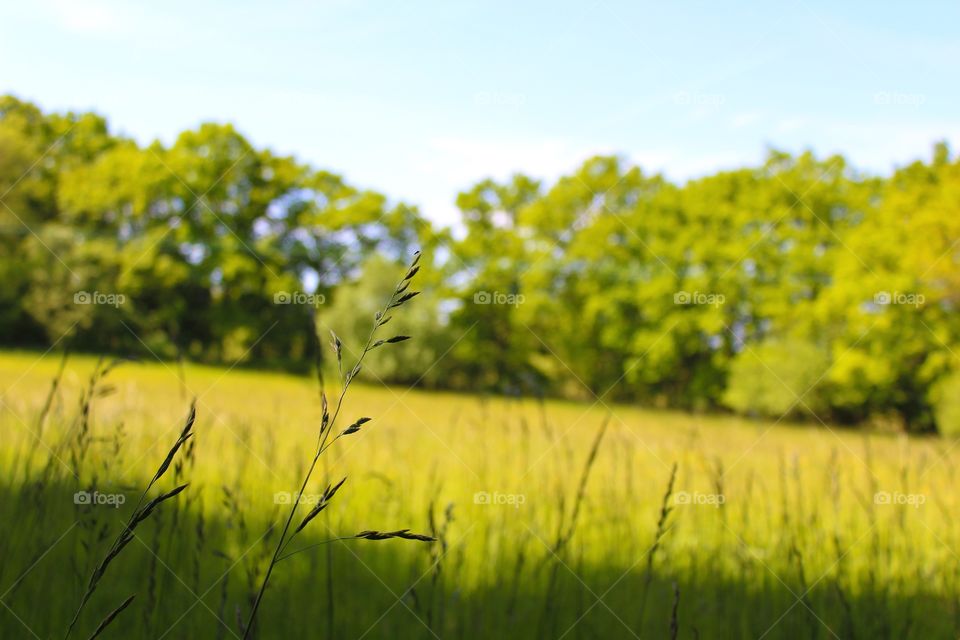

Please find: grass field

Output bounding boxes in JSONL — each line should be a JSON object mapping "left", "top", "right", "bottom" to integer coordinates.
{"left": 0, "top": 350, "right": 957, "bottom": 639}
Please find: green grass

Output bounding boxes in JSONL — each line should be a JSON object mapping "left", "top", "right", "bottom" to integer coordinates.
{"left": 0, "top": 349, "right": 956, "bottom": 639}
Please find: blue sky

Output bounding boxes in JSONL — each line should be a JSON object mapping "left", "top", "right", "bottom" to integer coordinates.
{"left": 2, "top": 0, "right": 957, "bottom": 226}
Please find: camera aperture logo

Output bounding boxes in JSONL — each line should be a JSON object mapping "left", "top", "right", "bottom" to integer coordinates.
{"left": 674, "top": 291, "right": 725, "bottom": 307}
{"left": 273, "top": 291, "right": 326, "bottom": 306}
{"left": 273, "top": 491, "right": 323, "bottom": 505}
{"left": 473, "top": 291, "right": 525, "bottom": 307}
{"left": 475, "top": 91, "right": 526, "bottom": 107}
{"left": 473, "top": 490, "right": 525, "bottom": 508}
{"left": 874, "top": 291, "right": 924, "bottom": 308}
{"left": 873, "top": 91, "right": 925, "bottom": 107}
{"left": 874, "top": 491, "right": 925, "bottom": 508}
{"left": 73, "top": 490, "right": 126, "bottom": 508}
{"left": 74, "top": 291, "right": 125, "bottom": 308}
{"left": 674, "top": 491, "right": 725, "bottom": 507}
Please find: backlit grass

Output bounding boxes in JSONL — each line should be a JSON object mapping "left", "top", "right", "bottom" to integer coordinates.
{"left": 0, "top": 350, "right": 956, "bottom": 638}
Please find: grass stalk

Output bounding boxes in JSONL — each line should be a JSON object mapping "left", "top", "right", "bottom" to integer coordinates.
{"left": 241, "top": 252, "right": 433, "bottom": 639}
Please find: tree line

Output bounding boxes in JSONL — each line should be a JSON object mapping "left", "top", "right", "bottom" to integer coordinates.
{"left": 2, "top": 95, "right": 959, "bottom": 433}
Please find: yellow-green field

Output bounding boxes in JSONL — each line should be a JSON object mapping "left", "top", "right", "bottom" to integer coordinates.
{"left": 0, "top": 350, "right": 957, "bottom": 639}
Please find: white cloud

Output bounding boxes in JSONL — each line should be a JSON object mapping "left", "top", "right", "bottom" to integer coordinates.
{"left": 731, "top": 111, "right": 763, "bottom": 128}
{"left": 775, "top": 117, "right": 807, "bottom": 133}
{"left": 400, "top": 136, "right": 612, "bottom": 226}
{"left": 422, "top": 136, "right": 613, "bottom": 184}
{"left": 403, "top": 138, "right": 760, "bottom": 226}
{"left": 821, "top": 120, "right": 960, "bottom": 172}
{"left": 44, "top": 0, "right": 136, "bottom": 35}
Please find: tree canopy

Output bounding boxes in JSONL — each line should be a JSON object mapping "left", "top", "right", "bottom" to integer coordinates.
{"left": 2, "top": 95, "right": 959, "bottom": 432}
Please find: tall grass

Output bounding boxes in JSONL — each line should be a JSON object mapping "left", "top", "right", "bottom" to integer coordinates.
{"left": 242, "top": 252, "right": 434, "bottom": 638}
{"left": 64, "top": 399, "right": 197, "bottom": 639}
{"left": 0, "top": 304, "right": 957, "bottom": 637}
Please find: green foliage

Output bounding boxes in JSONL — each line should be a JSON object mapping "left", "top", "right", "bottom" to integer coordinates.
{"left": 932, "top": 371, "right": 960, "bottom": 438}
{"left": 321, "top": 253, "right": 451, "bottom": 387}
{"left": 3, "top": 95, "right": 960, "bottom": 432}
{"left": 0, "top": 95, "right": 434, "bottom": 370}
{"left": 442, "top": 147, "right": 960, "bottom": 432}
{"left": 722, "top": 339, "right": 830, "bottom": 419}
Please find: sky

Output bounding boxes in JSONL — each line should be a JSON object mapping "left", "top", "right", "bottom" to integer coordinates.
{"left": 1, "top": 0, "right": 958, "bottom": 226}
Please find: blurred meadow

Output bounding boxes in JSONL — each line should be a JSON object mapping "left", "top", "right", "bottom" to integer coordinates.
{"left": 2, "top": 350, "right": 958, "bottom": 638}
